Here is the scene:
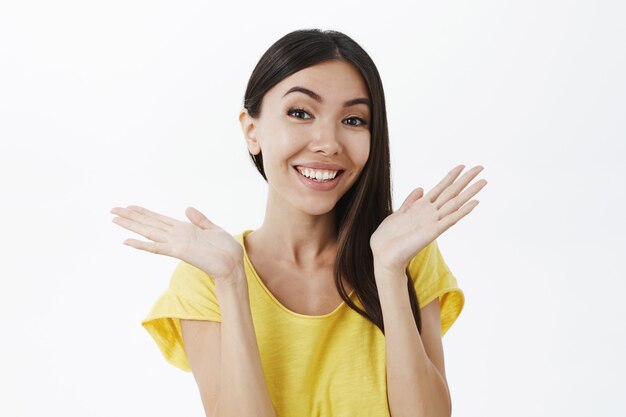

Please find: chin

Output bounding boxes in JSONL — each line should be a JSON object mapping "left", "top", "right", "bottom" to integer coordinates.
{"left": 295, "top": 198, "right": 338, "bottom": 216}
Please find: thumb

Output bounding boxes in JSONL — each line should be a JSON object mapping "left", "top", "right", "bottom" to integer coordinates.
{"left": 398, "top": 187, "right": 424, "bottom": 213}
{"left": 185, "top": 206, "right": 215, "bottom": 230}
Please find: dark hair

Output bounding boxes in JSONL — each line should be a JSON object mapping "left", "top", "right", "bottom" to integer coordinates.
{"left": 242, "top": 29, "right": 422, "bottom": 335}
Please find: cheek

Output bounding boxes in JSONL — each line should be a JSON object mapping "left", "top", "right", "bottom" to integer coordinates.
{"left": 258, "top": 126, "right": 303, "bottom": 162}
{"left": 352, "top": 136, "right": 371, "bottom": 168}
{"left": 258, "top": 122, "right": 294, "bottom": 148}
{"left": 268, "top": 121, "right": 310, "bottom": 147}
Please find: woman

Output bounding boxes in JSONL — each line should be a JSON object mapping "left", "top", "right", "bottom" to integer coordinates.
{"left": 111, "top": 28, "right": 487, "bottom": 417}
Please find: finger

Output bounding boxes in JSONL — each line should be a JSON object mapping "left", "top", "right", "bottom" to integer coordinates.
{"left": 434, "top": 165, "right": 485, "bottom": 210}
{"left": 397, "top": 188, "right": 423, "bottom": 213}
{"left": 112, "top": 216, "right": 169, "bottom": 243}
{"left": 123, "top": 238, "right": 171, "bottom": 256}
{"left": 424, "top": 164, "right": 465, "bottom": 203}
{"left": 125, "top": 205, "right": 177, "bottom": 227}
{"left": 439, "top": 200, "right": 480, "bottom": 233}
{"left": 439, "top": 179, "right": 487, "bottom": 220}
{"left": 185, "top": 207, "right": 215, "bottom": 230}
{"left": 111, "top": 207, "right": 170, "bottom": 233}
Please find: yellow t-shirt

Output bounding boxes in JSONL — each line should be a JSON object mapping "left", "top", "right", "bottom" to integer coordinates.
{"left": 141, "top": 229, "right": 464, "bottom": 416}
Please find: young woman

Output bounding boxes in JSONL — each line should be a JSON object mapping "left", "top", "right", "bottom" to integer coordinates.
{"left": 111, "top": 29, "right": 487, "bottom": 417}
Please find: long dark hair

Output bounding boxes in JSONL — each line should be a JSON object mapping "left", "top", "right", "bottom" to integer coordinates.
{"left": 242, "top": 29, "right": 422, "bottom": 335}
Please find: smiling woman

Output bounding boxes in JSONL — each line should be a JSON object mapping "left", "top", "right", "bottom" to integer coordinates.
{"left": 112, "top": 28, "right": 485, "bottom": 417}
{"left": 241, "top": 59, "right": 371, "bottom": 200}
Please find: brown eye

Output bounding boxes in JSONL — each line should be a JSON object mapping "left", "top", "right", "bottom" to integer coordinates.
{"left": 287, "top": 107, "right": 311, "bottom": 119}
{"left": 344, "top": 117, "right": 367, "bottom": 126}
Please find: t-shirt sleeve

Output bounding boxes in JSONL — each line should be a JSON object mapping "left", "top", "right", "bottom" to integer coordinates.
{"left": 141, "top": 260, "right": 222, "bottom": 372}
{"left": 407, "top": 239, "right": 465, "bottom": 337}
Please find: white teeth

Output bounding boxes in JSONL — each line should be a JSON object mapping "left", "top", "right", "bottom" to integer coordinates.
{"left": 297, "top": 167, "right": 339, "bottom": 181}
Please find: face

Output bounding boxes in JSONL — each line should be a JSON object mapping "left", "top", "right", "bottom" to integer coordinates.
{"left": 239, "top": 60, "right": 371, "bottom": 216}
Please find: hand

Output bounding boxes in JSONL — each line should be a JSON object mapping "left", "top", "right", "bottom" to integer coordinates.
{"left": 110, "top": 205, "right": 244, "bottom": 283}
{"left": 370, "top": 164, "right": 487, "bottom": 272}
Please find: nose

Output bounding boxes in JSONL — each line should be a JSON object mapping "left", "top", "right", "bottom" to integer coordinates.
{"left": 308, "top": 119, "right": 342, "bottom": 156}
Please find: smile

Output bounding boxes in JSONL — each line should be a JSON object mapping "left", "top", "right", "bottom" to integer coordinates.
{"left": 293, "top": 166, "right": 345, "bottom": 191}
{"left": 296, "top": 166, "right": 340, "bottom": 181}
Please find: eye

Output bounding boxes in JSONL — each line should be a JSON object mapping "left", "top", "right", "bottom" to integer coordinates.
{"left": 344, "top": 116, "right": 368, "bottom": 127}
{"left": 287, "top": 107, "right": 311, "bottom": 119}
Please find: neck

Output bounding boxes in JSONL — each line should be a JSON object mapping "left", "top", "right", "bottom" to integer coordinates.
{"left": 247, "top": 195, "right": 338, "bottom": 269}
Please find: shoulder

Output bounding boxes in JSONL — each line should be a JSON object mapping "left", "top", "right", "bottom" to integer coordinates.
{"left": 407, "top": 240, "right": 451, "bottom": 291}
{"left": 407, "top": 239, "right": 465, "bottom": 336}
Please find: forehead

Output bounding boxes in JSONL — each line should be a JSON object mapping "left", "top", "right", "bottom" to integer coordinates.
{"left": 267, "top": 60, "right": 369, "bottom": 102}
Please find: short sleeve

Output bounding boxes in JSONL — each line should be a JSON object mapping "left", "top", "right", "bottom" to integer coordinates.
{"left": 141, "top": 260, "right": 222, "bottom": 372}
{"left": 407, "top": 239, "right": 465, "bottom": 337}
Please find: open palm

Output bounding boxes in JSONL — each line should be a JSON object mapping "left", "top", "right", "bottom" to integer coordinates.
{"left": 111, "top": 205, "right": 243, "bottom": 281}
{"left": 370, "top": 164, "right": 487, "bottom": 271}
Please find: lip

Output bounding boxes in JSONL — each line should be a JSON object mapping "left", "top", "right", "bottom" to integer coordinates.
{"left": 293, "top": 162, "right": 345, "bottom": 171}
{"left": 293, "top": 166, "right": 344, "bottom": 191}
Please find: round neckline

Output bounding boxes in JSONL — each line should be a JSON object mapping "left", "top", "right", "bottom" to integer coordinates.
{"left": 238, "top": 229, "right": 356, "bottom": 320}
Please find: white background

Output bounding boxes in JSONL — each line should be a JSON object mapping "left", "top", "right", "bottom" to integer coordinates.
{"left": 1, "top": 0, "right": 624, "bottom": 416}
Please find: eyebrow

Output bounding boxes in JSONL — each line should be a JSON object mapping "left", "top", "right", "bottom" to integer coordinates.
{"left": 282, "top": 86, "right": 370, "bottom": 108}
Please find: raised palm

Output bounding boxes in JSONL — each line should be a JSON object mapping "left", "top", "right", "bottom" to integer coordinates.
{"left": 111, "top": 205, "right": 243, "bottom": 281}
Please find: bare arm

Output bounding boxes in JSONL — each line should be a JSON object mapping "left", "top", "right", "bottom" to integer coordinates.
{"left": 110, "top": 206, "right": 275, "bottom": 415}
{"left": 181, "top": 265, "right": 277, "bottom": 417}
{"left": 375, "top": 265, "right": 451, "bottom": 417}
{"left": 368, "top": 165, "right": 484, "bottom": 416}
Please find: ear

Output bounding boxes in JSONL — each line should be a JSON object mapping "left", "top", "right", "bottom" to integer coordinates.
{"left": 239, "top": 108, "right": 261, "bottom": 155}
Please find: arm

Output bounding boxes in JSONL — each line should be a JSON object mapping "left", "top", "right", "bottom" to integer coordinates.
{"left": 181, "top": 265, "right": 277, "bottom": 417}
{"left": 110, "top": 205, "right": 275, "bottom": 416}
{"left": 375, "top": 263, "right": 451, "bottom": 417}
{"left": 368, "top": 165, "right": 485, "bottom": 416}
